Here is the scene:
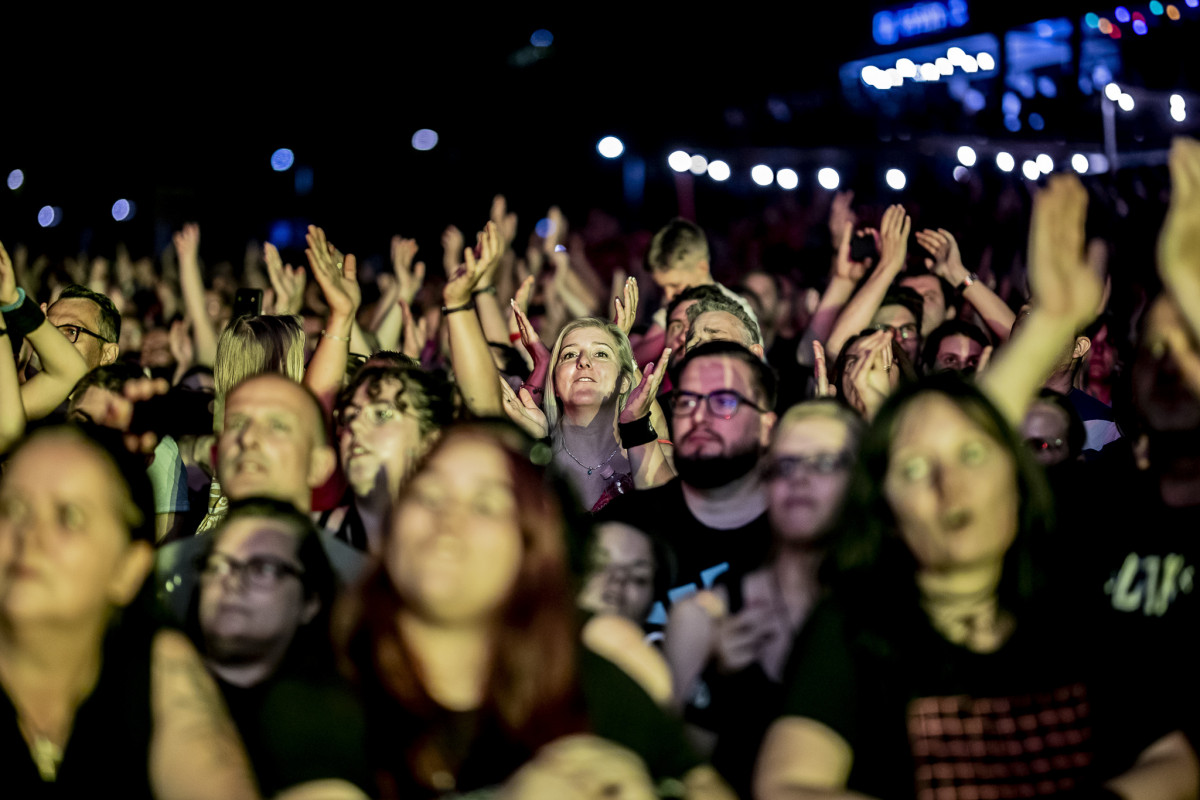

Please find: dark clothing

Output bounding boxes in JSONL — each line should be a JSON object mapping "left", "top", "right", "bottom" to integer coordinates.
{"left": 781, "top": 597, "right": 1170, "bottom": 800}
{"left": 1066, "top": 388, "right": 1122, "bottom": 458}
{"left": 766, "top": 334, "right": 811, "bottom": 412}
{"left": 598, "top": 478, "right": 772, "bottom": 624}
{"left": 0, "top": 627, "right": 155, "bottom": 800}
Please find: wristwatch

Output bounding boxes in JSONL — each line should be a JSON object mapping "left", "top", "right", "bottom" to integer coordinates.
{"left": 958, "top": 272, "right": 979, "bottom": 291}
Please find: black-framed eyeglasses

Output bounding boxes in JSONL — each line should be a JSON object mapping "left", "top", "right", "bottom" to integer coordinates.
{"left": 199, "top": 552, "right": 304, "bottom": 590}
{"left": 56, "top": 324, "right": 110, "bottom": 344}
{"left": 670, "top": 389, "right": 766, "bottom": 420}
{"left": 764, "top": 452, "right": 853, "bottom": 480}
{"left": 873, "top": 322, "right": 919, "bottom": 341}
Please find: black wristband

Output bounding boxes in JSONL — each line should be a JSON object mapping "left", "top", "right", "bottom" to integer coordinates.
{"left": 618, "top": 415, "right": 657, "bottom": 449}
{"left": 441, "top": 299, "right": 476, "bottom": 315}
{"left": 4, "top": 293, "right": 46, "bottom": 338}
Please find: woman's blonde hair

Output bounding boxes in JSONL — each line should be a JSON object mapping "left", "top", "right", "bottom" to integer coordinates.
{"left": 543, "top": 318, "right": 636, "bottom": 431}
{"left": 213, "top": 314, "right": 305, "bottom": 430}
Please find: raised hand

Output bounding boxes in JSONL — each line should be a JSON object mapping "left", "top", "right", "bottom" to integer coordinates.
{"left": 0, "top": 238, "right": 17, "bottom": 305}
{"left": 1028, "top": 175, "right": 1102, "bottom": 326}
{"left": 398, "top": 299, "right": 430, "bottom": 361}
{"left": 834, "top": 224, "right": 874, "bottom": 283}
{"left": 169, "top": 318, "right": 195, "bottom": 370}
{"left": 443, "top": 222, "right": 501, "bottom": 308}
{"left": 844, "top": 330, "right": 895, "bottom": 421}
{"left": 876, "top": 204, "right": 911, "bottom": 273}
{"left": 475, "top": 222, "right": 505, "bottom": 288}
{"left": 542, "top": 206, "right": 567, "bottom": 256}
{"left": 828, "top": 189, "right": 857, "bottom": 243}
{"left": 304, "top": 225, "right": 360, "bottom": 322}
{"left": 915, "top": 228, "right": 968, "bottom": 284}
{"left": 173, "top": 223, "right": 200, "bottom": 265}
{"left": 389, "top": 235, "right": 425, "bottom": 306}
{"left": 264, "top": 242, "right": 307, "bottom": 316}
{"left": 813, "top": 340, "right": 835, "bottom": 398}
{"left": 713, "top": 603, "right": 778, "bottom": 675}
{"left": 491, "top": 194, "right": 518, "bottom": 251}
{"left": 612, "top": 276, "right": 639, "bottom": 336}
{"left": 499, "top": 376, "right": 550, "bottom": 439}
{"left": 619, "top": 351, "right": 670, "bottom": 425}
{"left": 441, "top": 225, "right": 464, "bottom": 277}
{"left": 1158, "top": 137, "right": 1200, "bottom": 336}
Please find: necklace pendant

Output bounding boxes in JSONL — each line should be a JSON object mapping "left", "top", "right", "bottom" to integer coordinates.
{"left": 587, "top": 468, "right": 594, "bottom": 475}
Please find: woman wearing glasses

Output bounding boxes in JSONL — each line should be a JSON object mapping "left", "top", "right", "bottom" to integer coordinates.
{"left": 190, "top": 498, "right": 371, "bottom": 798}
{"left": 663, "top": 400, "right": 863, "bottom": 797}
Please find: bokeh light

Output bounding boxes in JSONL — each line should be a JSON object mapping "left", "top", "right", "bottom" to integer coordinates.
{"left": 885, "top": 168, "right": 906, "bottom": 190}
{"left": 1104, "top": 83, "right": 1122, "bottom": 101}
{"left": 751, "top": 165, "right": 775, "bottom": 186}
{"left": 411, "top": 129, "right": 439, "bottom": 151}
{"left": 996, "top": 152, "right": 1016, "bottom": 172}
{"left": 976, "top": 53, "right": 995, "bottom": 71}
{"left": 776, "top": 168, "right": 799, "bottom": 190}
{"left": 1072, "top": 154, "right": 1090, "bottom": 174}
{"left": 817, "top": 168, "right": 840, "bottom": 190}
{"left": 37, "top": 206, "right": 61, "bottom": 228}
{"left": 1118, "top": 93, "right": 1135, "bottom": 111}
{"left": 111, "top": 199, "right": 132, "bottom": 222}
{"left": 270, "top": 148, "right": 294, "bottom": 171}
{"left": 1115, "top": 6, "right": 1131, "bottom": 22}
{"left": 1036, "top": 154, "right": 1054, "bottom": 174}
{"left": 597, "top": 136, "right": 624, "bottom": 158}
{"left": 668, "top": 151, "right": 691, "bottom": 172}
{"left": 953, "top": 166, "right": 970, "bottom": 182}
{"left": 6, "top": 169, "right": 22, "bottom": 190}
{"left": 707, "top": 160, "right": 731, "bottom": 181}
{"left": 1021, "top": 160, "right": 1041, "bottom": 180}
{"left": 690, "top": 155, "right": 709, "bottom": 175}
{"left": 530, "top": 29, "right": 553, "bottom": 47}
{"left": 957, "top": 146, "right": 977, "bottom": 167}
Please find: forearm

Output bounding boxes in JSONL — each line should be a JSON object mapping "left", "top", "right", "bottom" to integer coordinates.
{"left": 962, "top": 282, "right": 1016, "bottom": 342}
{"left": 0, "top": 318, "right": 25, "bottom": 454}
{"left": 979, "top": 311, "right": 1077, "bottom": 429}
{"left": 19, "top": 319, "right": 88, "bottom": 420}
{"left": 799, "top": 277, "right": 855, "bottom": 365}
{"left": 1163, "top": 272, "right": 1200, "bottom": 343}
{"left": 303, "top": 313, "right": 352, "bottom": 412}
{"left": 178, "top": 258, "right": 218, "bottom": 366}
{"left": 350, "top": 319, "right": 374, "bottom": 358}
{"left": 826, "top": 269, "right": 898, "bottom": 359}
{"left": 633, "top": 324, "right": 667, "bottom": 369}
{"left": 448, "top": 310, "right": 502, "bottom": 415}
{"left": 475, "top": 291, "right": 510, "bottom": 347}
{"left": 627, "top": 439, "right": 675, "bottom": 490}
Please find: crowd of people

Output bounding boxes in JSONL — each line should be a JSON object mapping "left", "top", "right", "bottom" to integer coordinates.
{"left": 1, "top": 136, "right": 1199, "bottom": 800}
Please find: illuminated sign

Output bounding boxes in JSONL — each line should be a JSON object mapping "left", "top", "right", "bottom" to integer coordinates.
{"left": 873, "top": 0, "right": 970, "bottom": 45}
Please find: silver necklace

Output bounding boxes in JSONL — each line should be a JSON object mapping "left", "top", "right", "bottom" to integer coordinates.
{"left": 560, "top": 436, "right": 621, "bottom": 476}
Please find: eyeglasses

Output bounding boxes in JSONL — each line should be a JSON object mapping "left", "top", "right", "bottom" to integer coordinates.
{"left": 874, "top": 322, "right": 919, "bottom": 341}
{"left": 56, "top": 324, "right": 110, "bottom": 344}
{"left": 199, "top": 552, "right": 304, "bottom": 590}
{"left": 336, "top": 402, "right": 399, "bottom": 429}
{"left": 1025, "top": 436, "right": 1065, "bottom": 453}
{"left": 670, "top": 389, "right": 766, "bottom": 420}
{"left": 764, "top": 452, "right": 853, "bottom": 480}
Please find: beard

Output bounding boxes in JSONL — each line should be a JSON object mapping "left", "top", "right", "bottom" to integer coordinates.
{"left": 673, "top": 439, "right": 763, "bottom": 490}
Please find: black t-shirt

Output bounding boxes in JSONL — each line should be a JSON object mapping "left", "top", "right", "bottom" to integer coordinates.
{"left": 598, "top": 478, "right": 773, "bottom": 621}
{"left": 780, "top": 597, "right": 1171, "bottom": 800}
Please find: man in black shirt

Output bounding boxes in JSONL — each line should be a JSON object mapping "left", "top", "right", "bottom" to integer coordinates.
{"left": 601, "top": 341, "right": 777, "bottom": 624}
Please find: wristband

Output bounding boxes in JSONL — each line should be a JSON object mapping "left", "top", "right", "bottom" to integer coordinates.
{"left": 618, "top": 415, "right": 657, "bottom": 449}
{"left": 0, "top": 327, "right": 7, "bottom": 337}
{"left": 3, "top": 291, "right": 46, "bottom": 337}
{"left": 472, "top": 286, "right": 497, "bottom": 297}
{"left": 321, "top": 330, "right": 351, "bottom": 342}
{"left": 0, "top": 287, "right": 25, "bottom": 313}
{"left": 441, "top": 300, "right": 476, "bottom": 315}
{"left": 958, "top": 272, "right": 978, "bottom": 292}
{"left": 509, "top": 331, "right": 523, "bottom": 343}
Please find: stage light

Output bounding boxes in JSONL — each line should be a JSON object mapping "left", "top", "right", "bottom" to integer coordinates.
{"left": 957, "top": 145, "right": 977, "bottom": 167}
{"left": 1104, "top": 83, "right": 1122, "bottom": 101}
{"left": 1092, "top": 153, "right": 1111, "bottom": 172}
{"left": 976, "top": 52, "right": 995, "bottom": 71}
{"left": 597, "top": 136, "right": 624, "bottom": 158}
{"left": 411, "top": 129, "right": 438, "bottom": 151}
{"left": 1029, "top": 113, "right": 1045, "bottom": 130}
{"left": 861, "top": 65, "right": 882, "bottom": 84}
{"left": 1118, "top": 93, "right": 1135, "bottom": 111}
{"left": 817, "top": 168, "right": 840, "bottom": 190}
{"left": 1133, "top": 19, "right": 1148, "bottom": 33}
{"left": 270, "top": 148, "right": 294, "bottom": 171}
{"left": 690, "top": 155, "right": 709, "bottom": 175}
{"left": 111, "top": 199, "right": 132, "bottom": 221}
{"left": 885, "top": 168, "right": 906, "bottom": 190}
{"left": 1099, "top": 18, "right": 1113, "bottom": 33}
{"left": 953, "top": 166, "right": 969, "bottom": 182}
{"left": 947, "top": 46, "right": 966, "bottom": 65}
{"left": 668, "top": 151, "right": 691, "bottom": 172}
{"left": 1072, "top": 154, "right": 1090, "bottom": 173}
{"left": 960, "top": 55, "right": 978, "bottom": 73}
{"left": 1037, "top": 76, "right": 1057, "bottom": 97}
{"left": 1187, "top": 0, "right": 1198, "bottom": 8}
{"left": 884, "top": 68, "right": 902, "bottom": 87}
{"left": 936, "top": 57, "right": 953, "bottom": 75}
{"left": 530, "top": 29, "right": 553, "bottom": 47}
{"left": 1172, "top": 105, "right": 1187, "bottom": 122}
{"left": 896, "top": 58, "right": 917, "bottom": 78}
{"left": 1115, "top": 6, "right": 1131, "bottom": 22}
{"left": 963, "top": 89, "right": 986, "bottom": 112}
{"left": 751, "top": 165, "right": 775, "bottom": 186}
{"left": 996, "top": 152, "right": 1016, "bottom": 172}
{"left": 1085, "top": 12, "right": 1101, "bottom": 26}
{"left": 707, "top": 160, "right": 730, "bottom": 181}
{"left": 37, "top": 206, "right": 60, "bottom": 228}
{"left": 1036, "top": 154, "right": 1054, "bottom": 174}
{"left": 776, "top": 168, "right": 799, "bottom": 190}
{"left": 918, "top": 63, "right": 939, "bottom": 81}
{"left": 1004, "top": 115, "right": 1022, "bottom": 132}
{"left": 1171, "top": 94, "right": 1185, "bottom": 109}
{"left": 1002, "top": 92, "right": 1022, "bottom": 115}
{"left": 1022, "top": 160, "right": 1041, "bottom": 180}
{"left": 1149, "top": 0, "right": 1164, "bottom": 12}
{"left": 6, "top": 169, "right": 22, "bottom": 190}
{"left": 1167, "top": 4, "right": 1180, "bottom": 18}
{"left": 535, "top": 217, "right": 555, "bottom": 238}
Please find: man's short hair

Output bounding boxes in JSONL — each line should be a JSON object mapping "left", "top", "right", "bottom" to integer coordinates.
{"left": 335, "top": 363, "right": 454, "bottom": 439}
{"left": 900, "top": 270, "right": 955, "bottom": 311}
{"left": 666, "top": 284, "right": 726, "bottom": 322}
{"left": 68, "top": 363, "right": 145, "bottom": 410}
{"left": 685, "top": 298, "right": 763, "bottom": 346}
{"left": 921, "top": 320, "right": 992, "bottom": 368}
{"left": 647, "top": 218, "right": 709, "bottom": 273}
{"left": 672, "top": 340, "right": 778, "bottom": 410}
{"left": 55, "top": 284, "right": 121, "bottom": 343}
{"left": 879, "top": 286, "right": 925, "bottom": 333}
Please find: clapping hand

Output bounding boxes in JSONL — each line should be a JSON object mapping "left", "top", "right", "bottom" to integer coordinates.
{"left": 304, "top": 225, "right": 360, "bottom": 322}
{"left": 390, "top": 236, "right": 425, "bottom": 305}
{"left": 264, "top": 242, "right": 307, "bottom": 316}
{"left": 612, "top": 276, "right": 639, "bottom": 336}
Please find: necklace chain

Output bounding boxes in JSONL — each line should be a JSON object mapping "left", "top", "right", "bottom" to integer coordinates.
{"left": 560, "top": 436, "right": 621, "bottom": 476}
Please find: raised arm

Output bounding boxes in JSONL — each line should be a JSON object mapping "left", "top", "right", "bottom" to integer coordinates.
{"left": 1158, "top": 137, "right": 1200, "bottom": 340}
{"left": 264, "top": 241, "right": 307, "bottom": 317}
{"left": 797, "top": 223, "right": 870, "bottom": 367}
{"left": 980, "top": 175, "right": 1103, "bottom": 429}
{"left": 446, "top": 222, "right": 504, "bottom": 416}
{"left": 825, "top": 205, "right": 910, "bottom": 360}
{"left": 0, "top": 242, "right": 26, "bottom": 452}
{"left": 915, "top": 228, "right": 1015, "bottom": 342}
{"left": 302, "top": 225, "right": 361, "bottom": 412}
{"left": 174, "top": 224, "right": 218, "bottom": 367}
{"left": 620, "top": 352, "right": 675, "bottom": 489}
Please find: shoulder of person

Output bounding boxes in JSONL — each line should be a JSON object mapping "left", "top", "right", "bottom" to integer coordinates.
{"left": 582, "top": 614, "right": 673, "bottom": 707}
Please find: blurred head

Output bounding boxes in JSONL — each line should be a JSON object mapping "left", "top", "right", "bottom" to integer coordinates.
{"left": 578, "top": 522, "right": 665, "bottom": 623}
{"left": 669, "top": 341, "right": 778, "bottom": 489}
{"left": 335, "top": 364, "right": 454, "bottom": 499}
{"left": 765, "top": 401, "right": 863, "bottom": 545}
{"left": 1021, "top": 390, "right": 1085, "bottom": 467}
{"left": 67, "top": 363, "right": 148, "bottom": 425}
{"left": 871, "top": 291, "right": 923, "bottom": 367}
{"left": 197, "top": 499, "right": 335, "bottom": 679}
{"left": 833, "top": 331, "right": 908, "bottom": 403}
{"left": 544, "top": 319, "right": 635, "bottom": 430}
{"left": 922, "top": 321, "right": 990, "bottom": 375}
{"left": 0, "top": 426, "right": 154, "bottom": 628}
{"left": 665, "top": 284, "right": 726, "bottom": 367}
{"left": 742, "top": 271, "right": 781, "bottom": 326}
{"left": 899, "top": 273, "right": 951, "bottom": 336}
{"left": 648, "top": 218, "right": 712, "bottom": 303}
{"left": 217, "top": 374, "right": 336, "bottom": 511}
{"left": 685, "top": 299, "right": 764, "bottom": 359}
{"left": 213, "top": 314, "right": 305, "bottom": 431}
{"left": 1131, "top": 295, "right": 1200, "bottom": 434}
{"left": 45, "top": 284, "right": 121, "bottom": 369}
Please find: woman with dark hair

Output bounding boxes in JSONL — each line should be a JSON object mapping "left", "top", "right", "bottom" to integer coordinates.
{"left": 0, "top": 425, "right": 259, "bottom": 799}
{"left": 755, "top": 375, "right": 1198, "bottom": 800}
{"left": 831, "top": 329, "right": 916, "bottom": 421}
{"left": 334, "top": 421, "right": 732, "bottom": 799}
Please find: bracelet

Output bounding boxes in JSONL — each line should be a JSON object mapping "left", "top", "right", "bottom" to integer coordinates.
{"left": 657, "top": 438, "right": 673, "bottom": 446}
{"left": 472, "top": 286, "right": 497, "bottom": 297}
{"left": 509, "top": 331, "right": 523, "bottom": 343}
{"left": 3, "top": 291, "right": 46, "bottom": 338}
{"left": 441, "top": 300, "right": 476, "bottom": 315}
{"left": 0, "top": 327, "right": 7, "bottom": 337}
{"left": 618, "top": 415, "right": 657, "bottom": 449}
{"left": 321, "top": 330, "right": 351, "bottom": 342}
{"left": 958, "top": 272, "right": 978, "bottom": 292}
{"left": 0, "top": 287, "right": 25, "bottom": 313}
